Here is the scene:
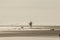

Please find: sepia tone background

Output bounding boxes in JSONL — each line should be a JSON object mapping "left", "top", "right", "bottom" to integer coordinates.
{"left": 0, "top": 0, "right": 60, "bottom": 25}
{"left": 0, "top": 0, "right": 60, "bottom": 40}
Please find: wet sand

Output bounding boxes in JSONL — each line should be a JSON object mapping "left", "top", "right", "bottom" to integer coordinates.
{"left": 0, "top": 30, "right": 59, "bottom": 37}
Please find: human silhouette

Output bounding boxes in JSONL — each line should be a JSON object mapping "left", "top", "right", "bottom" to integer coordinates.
{"left": 21, "top": 26, "right": 23, "bottom": 29}
{"left": 29, "top": 21, "right": 32, "bottom": 28}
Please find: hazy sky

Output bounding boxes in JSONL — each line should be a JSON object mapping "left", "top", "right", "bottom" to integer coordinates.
{"left": 0, "top": 0, "right": 60, "bottom": 25}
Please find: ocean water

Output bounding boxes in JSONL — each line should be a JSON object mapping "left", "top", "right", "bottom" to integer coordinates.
{"left": 0, "top": 27, "right": 59, "bottom": 40}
